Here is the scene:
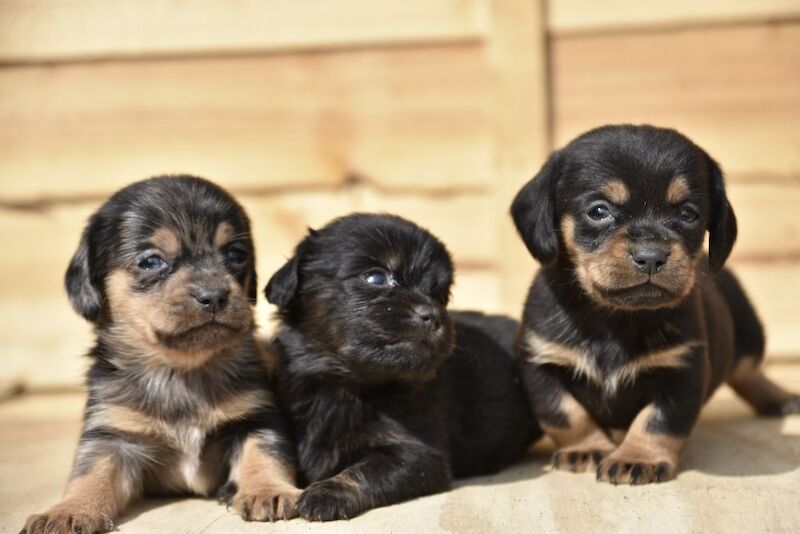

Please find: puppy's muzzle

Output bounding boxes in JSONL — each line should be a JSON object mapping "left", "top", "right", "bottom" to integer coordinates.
{"left": 629, "top": 244, "right": 670, "bottom": 276}
{"left": 190, "top": 285, "right": 230, "bottom": 313}
{"left": 412, "top": 304, "right": 443, "bottom": 331}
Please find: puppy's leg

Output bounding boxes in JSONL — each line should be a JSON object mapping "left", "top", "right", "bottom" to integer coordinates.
{"left": 296, "top": 440, "right": 450, "bottom": 521}
{"left": 22, "top": 439, "right": 138, "bottom": 534}
{"left": 596, "top": 403, "right": 688, "bottom": 485}
{"left": 728, "top": 356, "right": 800, "bottom": 415}
{"left": 522, "top": 364, "right": 615, "bottom": 472}
{"left": 221, "top": 428, "right": 300, "bottom": 522}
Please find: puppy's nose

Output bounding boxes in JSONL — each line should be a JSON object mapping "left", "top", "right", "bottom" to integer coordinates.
{"left": 192, "top": 287, "right": 229, "bottom": 313}
{"left": 413, "top": 304, "right": 441, "bottom": 330}
{"left": 630, "top": 245, "right": 669, "bottom": 275}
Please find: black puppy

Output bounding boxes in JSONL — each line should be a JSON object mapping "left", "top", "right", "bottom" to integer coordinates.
{"left": 23, "top": 176, "right": 299, "bottom": 534}
{"left": 265, "top": 213, "right": 539, "bottom": 521}
{"left": 511, "top": 125, "right": 800, "bottom": 485}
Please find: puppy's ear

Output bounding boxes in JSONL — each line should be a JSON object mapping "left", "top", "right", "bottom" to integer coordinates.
{"left": 706, "top": 154, "right": 737, "bottom": 272}
{"left": 265, "top": 256, "right": 299, "bottom": 310}
{"left": 246, "top": 248, "right": 258, "bottom": 304}
{"left": 65, "top": 224, "right": 104, "bottom": 322}
{"left": 511, "top": 151, "right": 563, "bottom": 264}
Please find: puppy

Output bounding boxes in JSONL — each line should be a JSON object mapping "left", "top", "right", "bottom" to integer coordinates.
{"left": 23, "top": 176, "right": 299, "bottom": 534}
{"left": 511, "top": 124, "right": 800, "bottom": 485}
{"left": 265, "top": 213, "right": 539, "bottom": 521}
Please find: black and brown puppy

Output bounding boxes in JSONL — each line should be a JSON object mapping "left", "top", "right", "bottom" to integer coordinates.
{"left": 265, "top": 213, "right": 539, "bottom": 521}
{"left": 511, "top": 124, "right": 800, "bottom": 485}
{"left": 23, "top": 176, "right": 299, "bottom": 534}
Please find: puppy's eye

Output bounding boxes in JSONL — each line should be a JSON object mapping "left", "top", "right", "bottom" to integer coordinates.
{"left": 679, "top": 206, "right": 700, "bottom": 224}
{"left": 586, "top": 203, "right": 613, "bottom": 223}
{"left": 138, "top": 255, "right": 167, "bottom": 271}
{"left": 364, "top": 269, "right": 394, "bottom": 287}
{"left": 226, "top": 246, "right": 248, "bottom": 265}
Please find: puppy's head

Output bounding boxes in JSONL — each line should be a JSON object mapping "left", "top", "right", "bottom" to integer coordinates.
{"left": 511, "top": 124, "right": 737, "bottom": 311}
{"left": 66, "top": 175, "right": 257, "bottom": 368}
{"left": 265, "top": 213, "right": 455, "bottom": 382}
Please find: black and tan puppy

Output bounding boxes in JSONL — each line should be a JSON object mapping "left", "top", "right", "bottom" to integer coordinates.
{"left": 23, "top": 176, "right": 299, "bottom": 534}
{"left": 265, "top": 213, "right": 539, "bottom": 521}
{"left": 511, "top": 124, "right": 800, "bottom": 485}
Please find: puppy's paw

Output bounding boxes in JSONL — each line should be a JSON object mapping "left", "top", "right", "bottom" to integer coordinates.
{"left": 21, "top": 506, "right": 114, "bottom": 534}
{"left": 596, "top": 457, "right": 675, "bottom": 485}
{"left": 226, "top": 485, "right": 300, "bottom": 522}
{"left": 552, "top": 447, "right": 612, "bottom": 473}
{"left": 296, "top": 479, "right": 365, "bottom": 522}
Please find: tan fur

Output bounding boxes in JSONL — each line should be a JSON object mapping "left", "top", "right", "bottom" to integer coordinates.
{"left": 228, "top": 437, "right": 300, "bottom": 521}
{"left": 527, "top": 331, "right": 695, "bottom": 394}
{"left": 105, "top": 267, "right": 252, "bottom": 370}
{"left": 561, "top": 216, "right": 698, "bottom": 310}
{"left": 542, "top": 393, "right": 616, "bottom": 473}
{"left": 597, "top": 404, "right": 685, "bottom": 484}
{"left": 89, "top": 389, "right": 274, "bottom": 438}
{"left": 150, "top": 227, "right": 180, "bottom": 257}
{"left": 728, "top": 356, "right": 796, "bottom": 411}
{"left": 23, "top": 456, "right": 131, "bottom": 534}
{"left": 666, "top": 175, "right": 690, "bottom": 204}
{"left": 214, "top": 222, "right": 234, "bottom": 248}
{"left": 601, "top": 179, "right": 630, "bottom": 204}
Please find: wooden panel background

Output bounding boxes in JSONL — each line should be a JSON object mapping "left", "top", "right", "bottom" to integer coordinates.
{"left": 1, "top": 0, "right": 798, "bottom": 390}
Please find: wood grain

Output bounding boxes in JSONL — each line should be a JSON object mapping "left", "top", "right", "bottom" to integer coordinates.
{"left": 549, "top": 0, "right": 800, "bottom": 34}
{"left": 0, "top": 45, "right": 493, "bottom": 201}
{"left": 552, "top": 22, "right": 800, "bottom": 183}
{"left": 0, "top": 0, "right": 489, "bottom": 62}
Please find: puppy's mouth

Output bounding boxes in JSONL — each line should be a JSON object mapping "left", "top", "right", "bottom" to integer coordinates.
{"left": 595, "top": 281, "right": 680, "bottom": 310}
{"left": 154, "top": 319, "right": 247, "bottom": 349}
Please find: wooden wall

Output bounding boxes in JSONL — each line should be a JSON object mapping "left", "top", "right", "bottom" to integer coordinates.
{"left": 1, "top": 0, "right": 797, "bottom": 391}
{"left": 0, "top": 0, "right": 547, "bottom": 390}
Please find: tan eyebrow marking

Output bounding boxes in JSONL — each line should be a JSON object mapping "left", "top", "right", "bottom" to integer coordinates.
{"left": 150, "top": 227, "right": 180, "bottom": 256}
{"left": 667, "top": 176, "right": 690, "bottom": 204}
{"left": 601, "top": 179, "right": 630, "bottom": 204}
{"left": 214, "top": 222, "right": 235, "bottom": 248}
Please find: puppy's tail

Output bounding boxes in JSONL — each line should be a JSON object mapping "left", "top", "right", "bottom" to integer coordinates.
{"left": 718, "top": 268, "right": 800, "bottom": 415}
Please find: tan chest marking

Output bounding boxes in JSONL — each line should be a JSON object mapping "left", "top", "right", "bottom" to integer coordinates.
{"left": 88, "top": 389, "right": 273, "bottom": 495}
{"left": 526, "top": 331, "right": 695, "bottom": 393}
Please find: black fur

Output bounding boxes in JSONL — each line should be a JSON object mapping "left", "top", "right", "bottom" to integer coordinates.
{"left": 266, "top": 213, "right": 540, "bottom": 521}
{"left": 24, "top": 176, "right": 298, "bottom": 534}
{"left": 511, "top": 124, "right": 799, "bottom": 484}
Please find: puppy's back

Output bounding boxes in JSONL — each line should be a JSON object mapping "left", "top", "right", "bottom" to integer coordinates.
{"left": 444, "top": 312, "right": 541, "bottom": 477}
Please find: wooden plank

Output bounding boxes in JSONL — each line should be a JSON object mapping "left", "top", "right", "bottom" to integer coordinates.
{"left": 487, "top": 0, "right": 551, "bottom": 316}
{"left": 728, "top": 183, "right": 800, "bottom": 262}
{"left": 728, "top": 262, "right": 800, "bottom": 359}
{"left": 549, "top": 0, "right": 800, "bottom": 35}
{"left": 0, "top": 45, "right": 493, "bottom": 202}
{"left": 0, "top": 0, "right": 489, "bottom": 62}
{"left": 552, "top": 23, "right": 800, "bottom": 183}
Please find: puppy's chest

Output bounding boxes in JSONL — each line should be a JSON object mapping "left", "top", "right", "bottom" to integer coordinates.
{"left": 525, "top": 326, "right": 696, "bottom": 396}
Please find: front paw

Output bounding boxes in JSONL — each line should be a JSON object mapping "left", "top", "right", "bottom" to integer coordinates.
{"left": 596, "top": 456, "right": 675, "bottom": 485}
{"left": 296, "top": 479, "right": 365, "bottom": 522}
{"left": 219, "top": 481, "right": 300, "bottom": 522}
{"left": 22, "top": 506, "right": 114, "bottom": 534}
{"left": 551, "top": 447, "right": 610, "bottom": 473}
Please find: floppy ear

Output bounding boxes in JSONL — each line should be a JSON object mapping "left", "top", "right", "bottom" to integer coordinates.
{"left": 510, "top": 151, "right": 563, "bottom": 264}
{"left": 265, "top": 256, "right": 299, "bottom": 310}
{"left": 246, "top": 246, "right": 258, "bottom": 304}
{"left": 706, "top": 154, "right": 737, "bottom": 272}
{"left": 65, "top": 224, "right": 104, "bottom": 322}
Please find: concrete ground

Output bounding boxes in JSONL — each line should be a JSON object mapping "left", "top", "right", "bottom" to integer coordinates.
{"left": 2, "top": 364, "right": 799, "bottom": 534}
